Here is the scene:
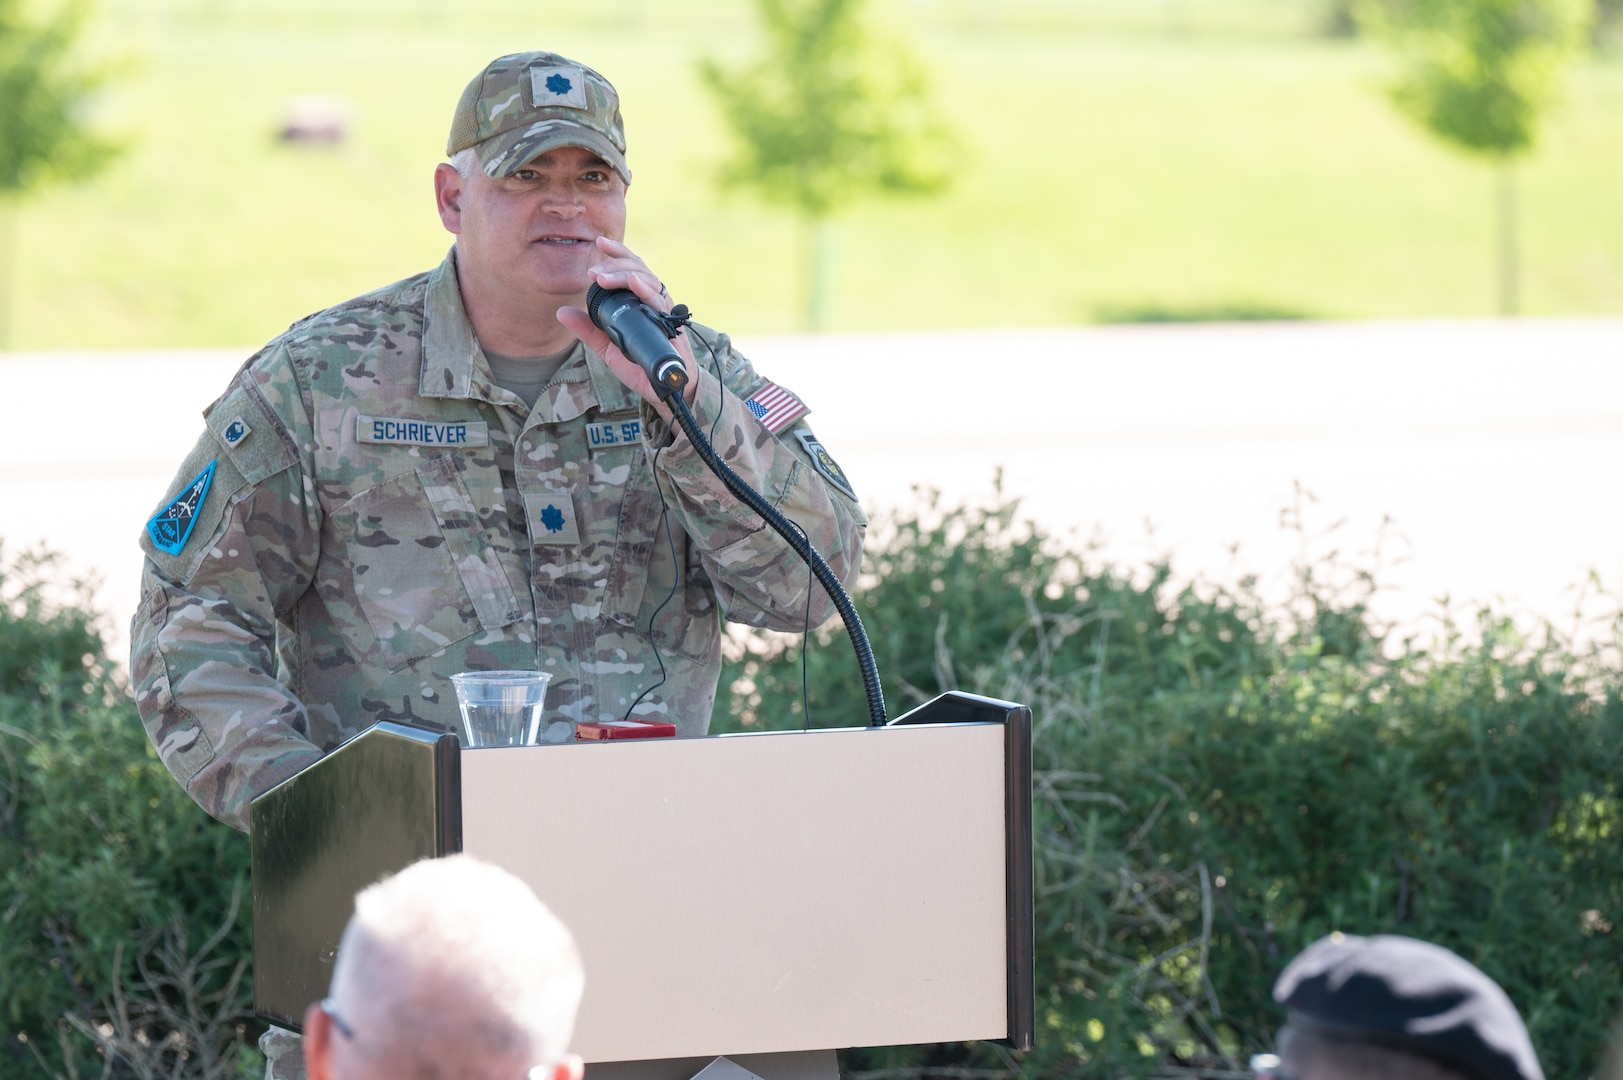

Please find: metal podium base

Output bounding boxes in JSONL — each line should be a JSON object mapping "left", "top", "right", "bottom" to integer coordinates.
{"left": 584, "top": 1050, "right": 839, "bottom": 1080}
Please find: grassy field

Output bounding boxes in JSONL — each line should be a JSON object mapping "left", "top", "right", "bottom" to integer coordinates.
{"left": 8, "top": 0, "right": 1623, "bottom": 348}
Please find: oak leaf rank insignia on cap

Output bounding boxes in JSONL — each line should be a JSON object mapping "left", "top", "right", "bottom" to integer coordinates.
{"left": 530, "top": 66, "right": 587, "bottom": 110}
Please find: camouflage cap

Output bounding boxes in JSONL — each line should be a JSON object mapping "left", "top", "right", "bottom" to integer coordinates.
{"left": 447, "top": 51, "right": 630, "bottom": 184}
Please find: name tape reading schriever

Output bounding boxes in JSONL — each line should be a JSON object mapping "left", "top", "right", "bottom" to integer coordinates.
{"left": 356, "top": 415, "right": 490, "bottom": 448}
{"left": 585, "top": 418, "right": 643, "bottom": 449}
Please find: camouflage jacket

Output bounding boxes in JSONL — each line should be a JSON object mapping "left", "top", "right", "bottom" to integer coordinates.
{"left": 130, "top": 254, "right": 866, "bottom": 831}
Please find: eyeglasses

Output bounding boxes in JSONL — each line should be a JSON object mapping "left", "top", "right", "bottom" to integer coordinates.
{"left": 321, "top": 998, "right": 355, "bottom": 1040}
{"left": 1250, "top": 1053, "right": 1297, "bottom": 1080}
{"left": 321, "top": 998, "right": 556, "bottom": 1080}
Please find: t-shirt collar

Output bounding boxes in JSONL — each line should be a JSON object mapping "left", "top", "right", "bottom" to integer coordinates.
{"left": 419, "top": 247, "right": 643, "bottom": 420}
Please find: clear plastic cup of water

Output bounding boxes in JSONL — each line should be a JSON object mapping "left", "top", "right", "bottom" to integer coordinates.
{"left": 449, "top": 671, "right": 556, "bottom": 748}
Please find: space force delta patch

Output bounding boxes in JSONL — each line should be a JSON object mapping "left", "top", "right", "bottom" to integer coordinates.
{"left": 742, "top": 380, "right": 808, "bottom": 435}
{"left": 147, "top": 461, "right": 216, "bottom": 556}
{"left": 357, "top": 416, "right": 489, "bottom": 448}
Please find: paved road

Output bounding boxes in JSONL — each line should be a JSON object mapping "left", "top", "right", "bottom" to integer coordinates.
{"left": 8, "top": 317, "right": 1620, "bottom": 665}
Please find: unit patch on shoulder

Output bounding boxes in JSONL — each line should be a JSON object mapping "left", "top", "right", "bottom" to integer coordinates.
{"left": 585, "top": 417, "right": 643, "bottom": 450}
{"left": 794, "top": 430, "right": 857, "bottom": 502}
{"left": 742, "top": 380, "right": 809, "bottom": 435}
{"left": 147, "top": 460, "right": 217, "bottom": 556}
{"left": 523, "top": 492, "right": 581, "bottom": 546}
{"left": 221, "top": 416, "right": 250, "bottom": 448}
{"left": 529, "top": 65, "right": 588, "bottom": 110}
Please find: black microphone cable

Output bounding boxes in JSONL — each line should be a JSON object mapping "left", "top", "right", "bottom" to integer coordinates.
{"left": 588, "top": 283, "right": 886, "bottom": 727}
{"left": 619, "top": 318, "right": 729, "bottom": 726}
{"left": 664, "top": 389, "right": 884, "bottom": 726}
{"left": 688, "top": 322, "right": 814, "bottom": 730}
{"left": 620, "top": 443, "right": 679, "bottom": 726}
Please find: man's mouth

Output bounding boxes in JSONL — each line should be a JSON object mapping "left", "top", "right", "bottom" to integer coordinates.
{"left": 537, "top": 236, "right": 589, "bottom": 245}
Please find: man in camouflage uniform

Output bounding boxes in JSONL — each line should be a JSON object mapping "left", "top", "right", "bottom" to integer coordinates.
{"left": 130, "top": 50, "right": 865, "bottom": 1080}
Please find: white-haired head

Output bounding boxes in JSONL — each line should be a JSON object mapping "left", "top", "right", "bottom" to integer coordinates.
{"left": 306, "top": 855, "right": 584, "bottom": 1080}
{"left": 449, "top": 147, "right": 480, "bottom": 179}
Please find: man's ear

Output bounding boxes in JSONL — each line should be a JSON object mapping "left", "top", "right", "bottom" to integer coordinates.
{"left": 302, "top": 1001, "right": 334, "bottom": 1080}
{"left": 434, "top": 162, "right": 464, "bottom": 235}
{"left": 550, "top": 1052, "right": 584, "bottom": 1080}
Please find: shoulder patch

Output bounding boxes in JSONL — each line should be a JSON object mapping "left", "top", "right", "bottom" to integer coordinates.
{"left": 147, "top": 461, "right": 217, "bottom": 556}
{"left": 743, "top": 380, "right": 809, "bottom": 435}
{"left": 206, "top": 378, "right": 297, "bottom": 486}
{"left": 221, "top": 416, "right": 250, "bottom": 448}
{"left": 794, "top": 430, "right": 857, "bottom": 502}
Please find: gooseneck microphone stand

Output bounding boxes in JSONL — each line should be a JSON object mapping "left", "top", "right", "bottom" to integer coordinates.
{"left": 586, "top": 284, "right": 887, "bottom": 728}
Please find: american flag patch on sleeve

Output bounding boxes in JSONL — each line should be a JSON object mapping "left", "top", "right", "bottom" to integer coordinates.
{"left": 742, "top": 380, "right": 809, "bottom": 434}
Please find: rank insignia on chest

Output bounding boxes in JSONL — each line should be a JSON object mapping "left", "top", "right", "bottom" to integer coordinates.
{"left": 794, "top": 430, "right": 857, "bottom": 502}
{"left": 147, "top": 460, "right": 217, "bottom": 556}
{"left": 523, "top": 492, "right": 582, "bottom": 546}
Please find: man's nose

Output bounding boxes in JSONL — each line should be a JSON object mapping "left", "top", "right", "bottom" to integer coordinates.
{"left": 538, "top": 185, "right": 583, "bottom": 215}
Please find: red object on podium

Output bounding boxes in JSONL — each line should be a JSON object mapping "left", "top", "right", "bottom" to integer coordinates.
{"left": 576, "top": 719, "right": 678, "bottom": 741}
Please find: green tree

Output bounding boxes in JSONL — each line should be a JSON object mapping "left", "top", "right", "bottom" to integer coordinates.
{"left": 1356, "top": 0, "right": 1591, "bottom": 315}
{"left": 700, "top": 0, "right": 956, "bottom": 331}
{"left": 1596, "top": 0, "right": 1623, "bottom": 49}
{"left": 0, "top": 0, "right": 117, "bottom": 350}
{"left": 1323, "top": 0, "right": 1361, "bottom": 35}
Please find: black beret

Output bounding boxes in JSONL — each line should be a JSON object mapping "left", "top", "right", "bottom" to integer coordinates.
{"left": 1273, "top": 933, "right": 1542, "bottom": 1080}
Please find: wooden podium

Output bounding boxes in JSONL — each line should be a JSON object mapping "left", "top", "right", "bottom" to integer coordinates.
{"left": 250, "top": 692, "right": 1034, "bottom": 1078}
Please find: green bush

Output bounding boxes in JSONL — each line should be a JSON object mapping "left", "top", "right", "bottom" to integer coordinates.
{"left": 5, "top": 489, "right": 1621, "bottom": 1080}
{"left": 719, "top": 493, "right": 1623, "bottom": 1079}
{"left": 0, "top": 549, "right": 257, "bottom": 1080}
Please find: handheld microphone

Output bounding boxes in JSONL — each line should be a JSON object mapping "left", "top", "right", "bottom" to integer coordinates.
{"left": 586, "top": 284, "right": 690, "bottom": 399}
